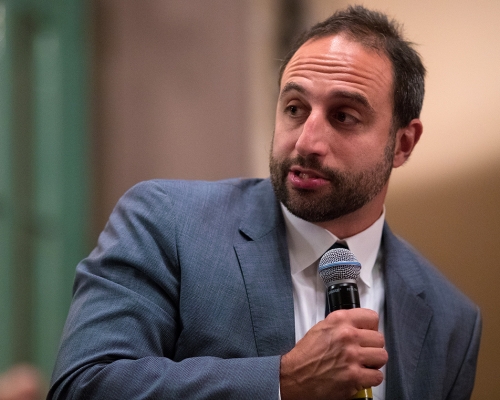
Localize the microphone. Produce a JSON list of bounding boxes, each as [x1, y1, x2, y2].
[[319, 247, 373, 400]]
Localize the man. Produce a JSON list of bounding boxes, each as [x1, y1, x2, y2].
[[49, 5, 481, 400]]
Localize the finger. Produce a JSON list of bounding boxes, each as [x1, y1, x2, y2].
[[357, 365, 385, 389], [325, 308, 380, 331], [357, 329, 385, 348], [358, 347, 388, 370]]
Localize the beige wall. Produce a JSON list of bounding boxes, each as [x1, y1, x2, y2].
[[92, 1, 499, 398], [92, 0, 252, 231]]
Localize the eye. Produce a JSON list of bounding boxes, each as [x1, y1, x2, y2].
[[284, 103, 308, 119], [332, 111, 359, 126], [336, 112, 348, 122], [286, 104, 302, 116]]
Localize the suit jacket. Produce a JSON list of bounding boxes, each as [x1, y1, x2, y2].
[[49, 178, 481, 399]]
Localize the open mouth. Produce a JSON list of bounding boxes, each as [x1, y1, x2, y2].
[[288, 167, 329, 189], [290, 167, 327, 181]]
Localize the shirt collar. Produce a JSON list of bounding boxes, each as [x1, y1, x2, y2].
[[281, 204, 385, 288]]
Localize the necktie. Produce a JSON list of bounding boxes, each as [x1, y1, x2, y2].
[[324, 241, 348, 317]]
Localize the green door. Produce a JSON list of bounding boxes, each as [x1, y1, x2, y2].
[[0, 0, 90, 380]]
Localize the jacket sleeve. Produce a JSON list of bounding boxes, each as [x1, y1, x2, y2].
[[48, 181, 281, 400]]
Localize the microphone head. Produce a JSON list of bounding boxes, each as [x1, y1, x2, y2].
[[318, 247, 361, 287]]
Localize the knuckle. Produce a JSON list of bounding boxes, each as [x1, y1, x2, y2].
[[337, 325, 357, 343], [330, 309, 349, 322], [342, 345, 356, 359], [344, 364, 359, 383]]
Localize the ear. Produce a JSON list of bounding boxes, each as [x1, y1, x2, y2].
[[392, 118, 423, 168]]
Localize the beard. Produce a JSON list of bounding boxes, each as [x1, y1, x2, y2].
[[269, 138, 395, 223]]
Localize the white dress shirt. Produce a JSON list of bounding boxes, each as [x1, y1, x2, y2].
[[281, 204, 386, 400]]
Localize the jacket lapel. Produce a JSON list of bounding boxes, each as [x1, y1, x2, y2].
[[383, 224, 433, 399], [234, 180, 295, 356]]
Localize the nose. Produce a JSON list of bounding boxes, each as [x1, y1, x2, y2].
[[295, 111, 329, 158]]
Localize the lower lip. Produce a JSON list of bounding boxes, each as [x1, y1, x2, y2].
[[288, 171, 329, 190]]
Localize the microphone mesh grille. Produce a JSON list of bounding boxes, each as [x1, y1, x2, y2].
[[318, 248, 361, 286]]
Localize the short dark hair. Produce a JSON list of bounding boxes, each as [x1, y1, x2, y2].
[[278, 5, 426, 129]]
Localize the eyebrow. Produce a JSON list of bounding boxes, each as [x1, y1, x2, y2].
[[279, 81, 375, 114], [279, 82, 307, 100], [333, 90, 375, 114]]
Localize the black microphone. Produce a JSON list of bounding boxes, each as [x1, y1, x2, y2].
[[319, 247, 373, 400]]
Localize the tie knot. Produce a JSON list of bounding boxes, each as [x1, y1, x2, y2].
[[328, 241, 348, 252]]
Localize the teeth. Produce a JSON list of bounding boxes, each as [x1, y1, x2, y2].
[[292, 170, 319, 179], [299, 172, 318, 179]]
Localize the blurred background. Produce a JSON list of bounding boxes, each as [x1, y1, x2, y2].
[[0, 0, 498, 398]]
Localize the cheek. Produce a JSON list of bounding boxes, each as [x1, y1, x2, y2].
[[332, 139, 386, 170], [271, 129, 296, 157]]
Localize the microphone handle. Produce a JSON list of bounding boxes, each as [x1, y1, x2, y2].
[[326, 281, 360, 312], [326, 282, 373, 400], [352, 388, 373, 399]]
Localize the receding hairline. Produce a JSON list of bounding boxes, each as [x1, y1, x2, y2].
[[279, 32, 393, 87]]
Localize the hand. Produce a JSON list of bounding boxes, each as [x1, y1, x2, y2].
[[0, 364, 45, 400], [280, 308, 387, 400]]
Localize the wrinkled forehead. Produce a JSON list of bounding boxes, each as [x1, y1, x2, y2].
[[282, 33, 394, 87], [282, 34, 394, 96]]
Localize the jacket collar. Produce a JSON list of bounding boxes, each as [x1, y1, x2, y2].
[[237, 179, 283, 240]]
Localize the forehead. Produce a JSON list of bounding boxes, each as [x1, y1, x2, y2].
[[281, 34, 394, 104]]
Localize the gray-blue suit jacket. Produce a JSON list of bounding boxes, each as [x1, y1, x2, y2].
[[49, 178, 481, 399]]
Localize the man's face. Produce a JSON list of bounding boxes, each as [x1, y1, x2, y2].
[[270, 34, 396, 223]]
